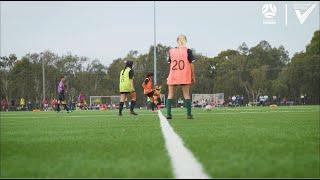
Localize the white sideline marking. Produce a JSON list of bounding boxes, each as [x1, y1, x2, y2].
[[158, 110, 210, 179]]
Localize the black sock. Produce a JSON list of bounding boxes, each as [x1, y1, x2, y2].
[[57, 104, 60, 112], [130, 101, 136, 111], [119, 102, 124, 114]]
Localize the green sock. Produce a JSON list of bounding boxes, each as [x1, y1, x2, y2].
[[167, 99, 173, 117], [185, 99, 192, 116]]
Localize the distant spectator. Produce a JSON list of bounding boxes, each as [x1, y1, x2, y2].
[[43, 98, 49, 111], [240, 95, 244, 106], [235, 95, 238, 105], [11, 99, 15, 107], [27, 100, 32, 111], [201, 99, 206, 108], [272, 95, 277, 104], [10, 99, 17, 111], [193, 101, 197, 108], [300, 94, 306, 105], [51, 98, 58, 111], [259, 96, 264, 106], [264, 95, 269, 103], [78, 91, 86, 109], [20, 97, 25, 110], [1, 98, 9, 111], [68, 100, 74, 111], [232, 95, 236, 105], [283, 97, 288, 105]]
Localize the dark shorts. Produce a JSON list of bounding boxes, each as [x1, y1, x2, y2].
[[145, 90, 155, 98], [58, 93, 65, 101], [120, 91, 135, 94]]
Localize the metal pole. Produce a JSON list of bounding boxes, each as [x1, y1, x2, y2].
[[41, 53, 45, 107], [153, 1, 157, 85]]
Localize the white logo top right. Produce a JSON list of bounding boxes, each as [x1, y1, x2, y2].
[[293, 3, 317, 24], [262, 3, 317, 25]]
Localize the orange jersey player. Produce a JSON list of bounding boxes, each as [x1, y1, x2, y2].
[[166, 34, 196, 119], [142, 72, 156, 112]]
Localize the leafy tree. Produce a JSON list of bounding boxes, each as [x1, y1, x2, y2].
[[0, 30, 318, 108]]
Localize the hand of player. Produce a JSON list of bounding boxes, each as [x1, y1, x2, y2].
[[192, 76, 196, 84]]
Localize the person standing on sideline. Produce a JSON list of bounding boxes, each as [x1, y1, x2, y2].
[[118, 60, 138, 116], [43, 98, 49, 111], [57, 76, 71, 113], [166, 34, 196, 119], [20, 97, 25, 111], [78, 91, 86, 110], [1, 98, 8, 112]]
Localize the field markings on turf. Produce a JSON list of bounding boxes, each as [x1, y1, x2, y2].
[[158, 110, 210, 179], [1, 110, 317, 119]]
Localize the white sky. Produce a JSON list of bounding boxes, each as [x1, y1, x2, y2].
[[1, 1, 319, 65]]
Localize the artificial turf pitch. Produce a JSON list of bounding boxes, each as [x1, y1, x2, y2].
[[0, 106, 319, 178]]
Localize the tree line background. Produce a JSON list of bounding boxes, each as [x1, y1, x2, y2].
[[0, 30, 319, 107]]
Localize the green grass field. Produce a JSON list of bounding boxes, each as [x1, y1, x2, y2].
[[1, 106, 319, 178]]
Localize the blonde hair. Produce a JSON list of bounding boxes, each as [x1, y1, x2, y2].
[[177, 34, 187, 47]]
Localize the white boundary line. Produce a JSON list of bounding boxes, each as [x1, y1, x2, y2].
[[158, 110, 210, 179]]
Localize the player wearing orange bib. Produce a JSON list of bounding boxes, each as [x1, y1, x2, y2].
[[166, 34, 196, 119], [142, 73, 156, 112]]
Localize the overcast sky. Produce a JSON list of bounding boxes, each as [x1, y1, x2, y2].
[[1, 1, 319, 65]]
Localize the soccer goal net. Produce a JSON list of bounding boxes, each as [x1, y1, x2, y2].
[[192, 93, 224, 107], [89, 96, 120, 106]]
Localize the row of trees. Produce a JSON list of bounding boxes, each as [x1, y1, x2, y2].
[[0, 30, 319, 107]]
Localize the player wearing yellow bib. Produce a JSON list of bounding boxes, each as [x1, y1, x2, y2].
[[119, 60, 138, 116]]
